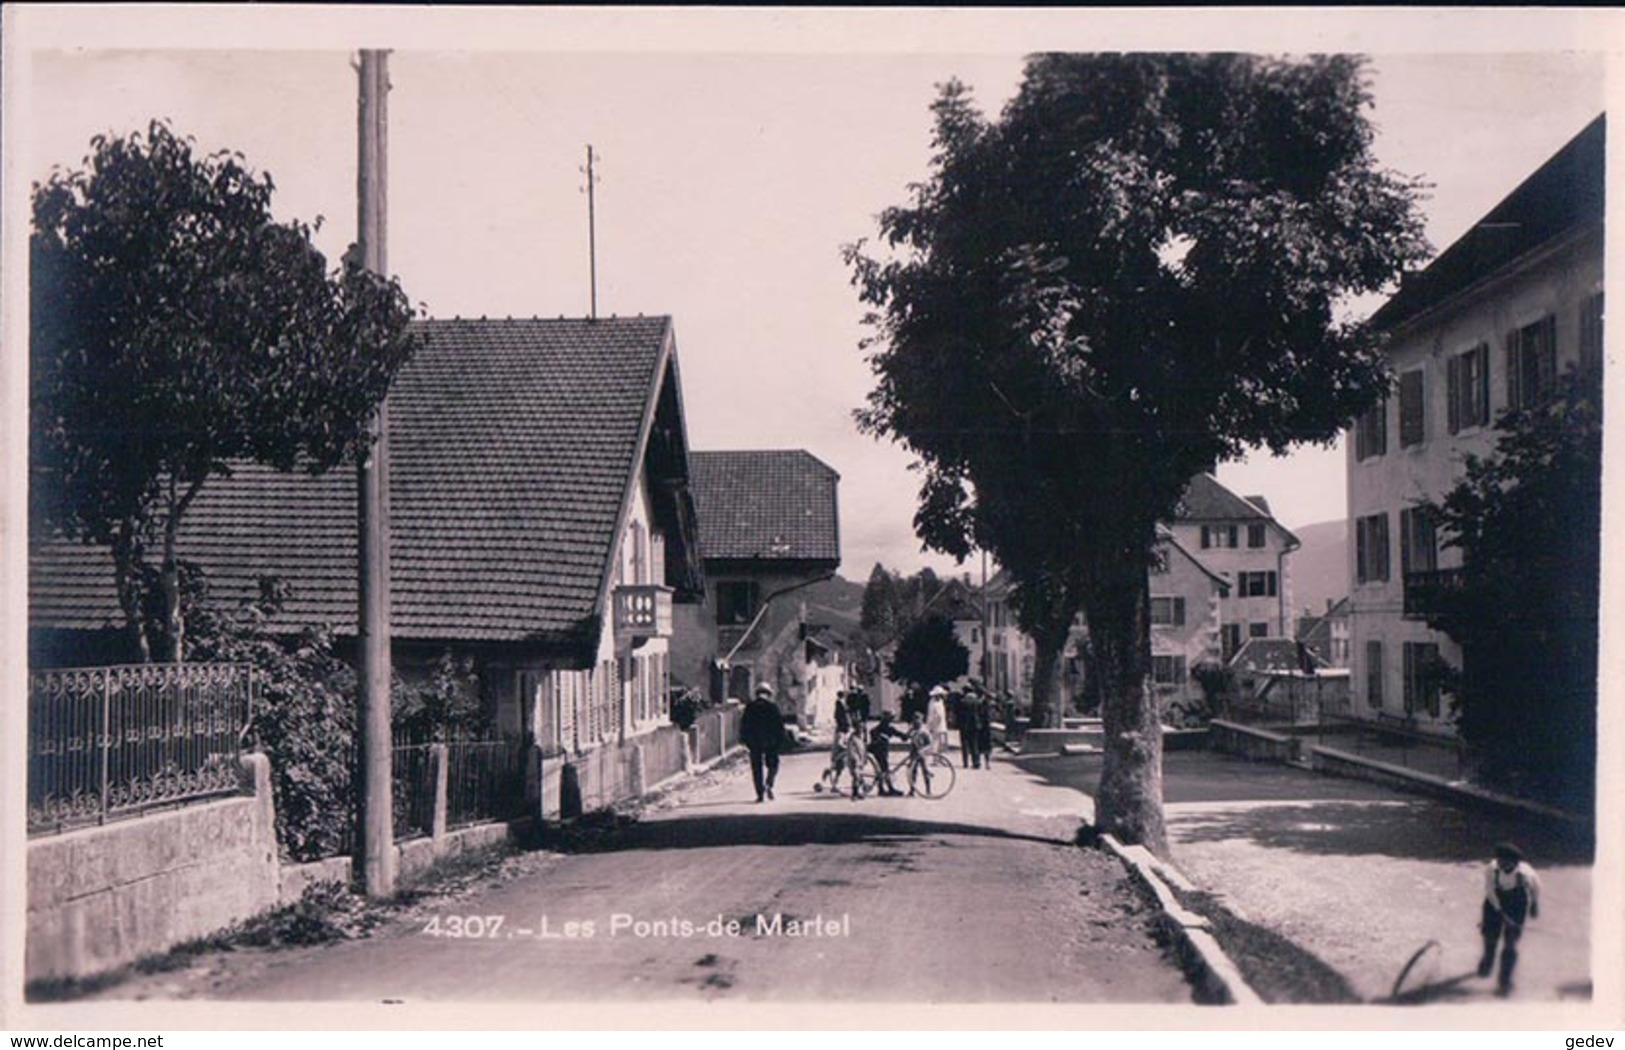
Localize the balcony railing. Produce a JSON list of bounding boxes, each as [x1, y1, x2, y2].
[[613, 583, 673, 640], [1403, 568, 1467, 620]]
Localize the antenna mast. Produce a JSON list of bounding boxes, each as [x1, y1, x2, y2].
[[582, 144, 600, 319]]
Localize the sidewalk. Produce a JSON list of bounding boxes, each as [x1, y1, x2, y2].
[[1018, 749, 1593, 1005]]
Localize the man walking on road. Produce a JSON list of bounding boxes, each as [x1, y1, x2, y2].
[[742, 682, 786, 802], [956, 686, 983, 769]]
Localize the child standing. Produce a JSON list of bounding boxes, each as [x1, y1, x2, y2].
[[1479, 841, 1542, 997]]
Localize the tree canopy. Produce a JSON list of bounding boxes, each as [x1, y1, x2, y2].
[[1422, 367, 1601, 811], [31, 121, 421, 662], [849, 54, 1428, 851], [888, 614, 970, 693]]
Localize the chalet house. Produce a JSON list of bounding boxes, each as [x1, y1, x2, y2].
[[669, 450, 841, 722], [31, 315, 706, 815], [1346, 115, 1603, 734]]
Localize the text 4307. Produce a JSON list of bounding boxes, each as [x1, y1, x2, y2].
[[421, 915, 505, 938]]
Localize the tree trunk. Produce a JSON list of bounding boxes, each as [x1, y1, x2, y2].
[[110, 521, 151, 664], [1090, 540, 1167, 855], [161, 489, 184, 664]]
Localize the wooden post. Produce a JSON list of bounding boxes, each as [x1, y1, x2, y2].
[[355, 49, 396, 899]]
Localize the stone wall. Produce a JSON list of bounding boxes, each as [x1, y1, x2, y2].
[[30, 751, 536, 985], [27, 754, 279, 983], [1206, 718, 1302, 763], [539, 722, 701, 819]]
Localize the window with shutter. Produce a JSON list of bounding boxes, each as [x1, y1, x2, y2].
[[1399, 507, 1437, 576], [1508, 314, 1557, 411], [1580, 293, 1604, 375], [1150, 597, 1186, 626], [1403, 642, 1443, 717], [1356, 513, 1390, 583], [1355, 401, 1387, 460], [1399, 369, 1425, 447], [1366, 641, 1385, 709], [1447, 343, 1490, 433]]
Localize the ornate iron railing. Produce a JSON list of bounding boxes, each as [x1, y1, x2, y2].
[[1403, 567, 1468, 620], [28, 663, 253, 836]]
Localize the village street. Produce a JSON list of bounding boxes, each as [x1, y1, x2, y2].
[[95, 748, 1191, 1004], [1021, 750, 1594, 1004]]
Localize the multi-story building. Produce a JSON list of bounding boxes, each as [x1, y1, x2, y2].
[[977, 472, 1291, 713], [1168, 474, 1301, 662], [1346, 115, 1604, 733], [1147, 524, 1231, 708], [669, 449, 842, 720], [982, 570, 1035, 703]]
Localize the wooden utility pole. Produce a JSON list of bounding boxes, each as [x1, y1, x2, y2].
[[583, 144, 599, 319], [355, 48, 396, 900]]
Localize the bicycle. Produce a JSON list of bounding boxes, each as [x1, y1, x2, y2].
[[850, 738, 957, 800]]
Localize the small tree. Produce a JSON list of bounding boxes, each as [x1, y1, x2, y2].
[[859, 562, 903, 642], [1422, 368, 1600, 811], [31, 121, 421, 662], [888, 615, 970, 693], [851, 54, 1427, 851]]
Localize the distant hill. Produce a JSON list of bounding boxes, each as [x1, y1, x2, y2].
[[1291, 519, 1348, 621], [801, 574, 866, 631]]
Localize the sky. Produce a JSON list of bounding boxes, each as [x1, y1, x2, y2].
[[5, 9, 1616, 581]]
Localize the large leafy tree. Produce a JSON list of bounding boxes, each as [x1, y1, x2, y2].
[[850, 54, 1427, 851], [1421, 367, 1601, 812], [888, 614, 970, 694], [31, 121, 421, 663]]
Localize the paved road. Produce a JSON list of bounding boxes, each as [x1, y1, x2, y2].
[[103, 748, 1189, 1004], [1019, 749, 1593, 1003]]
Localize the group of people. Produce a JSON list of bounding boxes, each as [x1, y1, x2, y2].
[[900, 680, 1002, 770]]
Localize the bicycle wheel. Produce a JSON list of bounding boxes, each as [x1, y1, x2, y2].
[[910, 752, 956, 799], [852, 754, 880, 798]]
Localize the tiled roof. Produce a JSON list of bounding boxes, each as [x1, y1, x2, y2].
[[1172, 474, 1272, 522], [1373, 114, 1604, 332], [1229, 637, 1325, 675], [31, 316, 679, 655], [688, 450, 840, 564]]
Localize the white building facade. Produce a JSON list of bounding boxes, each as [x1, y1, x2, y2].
[[1345, 116, 1604, 734]]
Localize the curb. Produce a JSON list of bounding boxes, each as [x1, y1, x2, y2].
[[1304, 744, 1593, 830], [1098, 832, 1264, 1007]]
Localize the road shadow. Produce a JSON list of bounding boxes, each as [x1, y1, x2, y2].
[[538, 809, 1071, 856], [1168, 799, 1593, 865]]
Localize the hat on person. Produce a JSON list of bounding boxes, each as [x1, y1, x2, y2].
[[1494, 841, 1524, 863], [754, 683, 774, 699], [929, 685, 948, 697]]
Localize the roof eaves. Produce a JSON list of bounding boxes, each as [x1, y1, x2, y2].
[[1163, 534, 1231, 594], [586, 318, 675, 658]]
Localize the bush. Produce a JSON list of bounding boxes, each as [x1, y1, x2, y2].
[[188, 575, 487, 861]]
